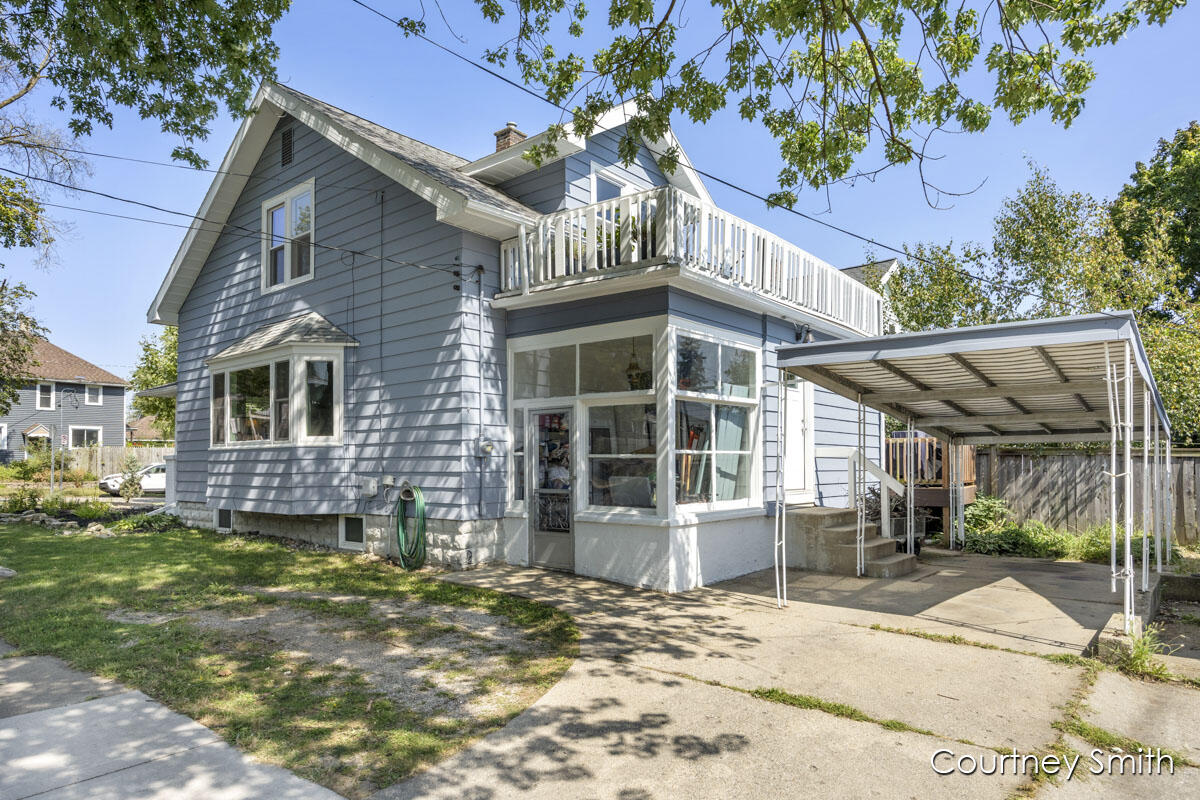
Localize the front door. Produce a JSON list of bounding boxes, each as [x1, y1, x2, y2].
[[532, 409, 574, 570]]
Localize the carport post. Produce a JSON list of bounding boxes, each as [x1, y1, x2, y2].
[[1123, 342, 1134, 633], [906, 417, 915, 558], [1104, 347, 1118, 594], [1143, 389, 1150, 593], [955, 442, 965, 547], [774, 371, 788, 608]]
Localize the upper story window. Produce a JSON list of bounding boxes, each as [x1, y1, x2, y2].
[[36, 382, 54, 410], [594, 175, 624, 202], [85, 385, 102, 405], [261, 180, 315, 292], [210, 347, 343, 448]]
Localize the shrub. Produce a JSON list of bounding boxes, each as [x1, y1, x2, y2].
[[111, 513, 182, 533], [3, 486, 42, 513], [964, 494, 1010, 536], [71, 499, 115, 520], [117, 456, 143, 502]]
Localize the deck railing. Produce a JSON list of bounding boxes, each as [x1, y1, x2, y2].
[[500, 186, 883, 336]]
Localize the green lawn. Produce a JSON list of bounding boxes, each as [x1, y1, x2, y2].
[[0, 521, 577, 798]]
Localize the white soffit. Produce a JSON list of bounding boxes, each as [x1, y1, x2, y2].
[[776, 312, 1171, 445]]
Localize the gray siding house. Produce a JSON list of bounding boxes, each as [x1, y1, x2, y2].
[[148, 83, 888, 592], [1, 340, 128, 462]]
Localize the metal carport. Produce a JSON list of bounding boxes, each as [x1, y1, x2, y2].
[[773, 311, 1173, 633]]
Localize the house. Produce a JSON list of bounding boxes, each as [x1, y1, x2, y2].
[[147, 82, 892, 592], [1, 339, 128, 461], [126, 414, 173, 445]]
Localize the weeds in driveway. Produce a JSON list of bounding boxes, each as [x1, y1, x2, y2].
[[1117, 624, 1175, 681], [0, 523, 577, 798]]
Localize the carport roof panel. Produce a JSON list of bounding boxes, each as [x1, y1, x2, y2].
[[776, 312, 1169, 444]]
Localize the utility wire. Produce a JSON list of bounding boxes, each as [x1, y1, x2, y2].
[[1, 165, 459, 276], [344, 0, 1200, 335]]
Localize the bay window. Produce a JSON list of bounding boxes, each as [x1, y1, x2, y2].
[[210, 348, 342, 447], [262, 181, 315, 291]]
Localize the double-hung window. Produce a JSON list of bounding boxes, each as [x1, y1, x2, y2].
[[210, 348, 342, 447], [85, 385, 102, 405], [674, 334, 758, 507], [262, 180, 315, 291], [36, 382, 54, 410]]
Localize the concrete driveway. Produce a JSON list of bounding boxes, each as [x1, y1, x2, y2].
[[376, 554, 1200, 800]]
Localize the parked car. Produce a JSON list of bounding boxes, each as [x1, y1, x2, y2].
[[99, 463, 167, 496]]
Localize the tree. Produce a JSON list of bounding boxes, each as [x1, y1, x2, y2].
[[1112, 122, 1200, 299], [0, 2, 287, 424], [877, 163, 1200, 444], [428, 0, 1185, 205], [130, 326, 177, 440]]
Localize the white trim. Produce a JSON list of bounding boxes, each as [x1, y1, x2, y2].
[[209, 344, 345, 448], [260, 178, 316, 294], [339, 515, 366, 551], [214, 508, 233, 532], [0, 423, 7, 449], [35, 382, 54, 411], [67, 425, 102, 449], [84, 385, 103, 406]]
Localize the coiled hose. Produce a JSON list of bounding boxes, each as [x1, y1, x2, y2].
[[395, 485, 427, 570]]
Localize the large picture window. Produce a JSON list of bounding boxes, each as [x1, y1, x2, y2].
[[210, 349, 342, 447], [262, 181, 315, 291], [675, 334, 757, 506], [588, 403, 656, 508]]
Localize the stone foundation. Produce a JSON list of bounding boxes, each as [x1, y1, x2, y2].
[[173, 501, 501, 570]]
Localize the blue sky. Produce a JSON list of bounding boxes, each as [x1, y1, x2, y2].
[[7, 2, 1200, 382]]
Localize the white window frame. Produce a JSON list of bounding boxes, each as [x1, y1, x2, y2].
[[0, 423, 8, 448], [68, 425, 103, 450], [339, 515, 366, 551], [589, 168, 634, 203], [507, 317, 666, 522], [208, 342, 346, 449], [260, 178, 316, 294], [36, 382, 54, 411], [85, 385, 103, 406], [214, 508, 233, 532], [670, 325, 762, 515]]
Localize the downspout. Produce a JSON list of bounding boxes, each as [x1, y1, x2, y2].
[[476, 264, 487, 521]]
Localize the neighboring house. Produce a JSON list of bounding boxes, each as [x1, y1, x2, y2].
[[1, 339, 129, 462], [841, 259, 901, 334], [146, 83, 887, 592], [126, 414, 173, 445]]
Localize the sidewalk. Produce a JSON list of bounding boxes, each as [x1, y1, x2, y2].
[[0, 640, 341, 800]]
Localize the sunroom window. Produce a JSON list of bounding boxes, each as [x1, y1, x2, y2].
[[262, 181, 314, 291], [675, 335, 757, 506], [588, 403, 656, 508]]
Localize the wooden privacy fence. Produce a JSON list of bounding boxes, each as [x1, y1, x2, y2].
[[976, 448, 1199, 545], [68, 446, 175, 477]]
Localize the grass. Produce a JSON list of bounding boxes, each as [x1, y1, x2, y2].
[[0, 521, 577, 798]]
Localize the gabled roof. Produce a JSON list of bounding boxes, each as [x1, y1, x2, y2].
[[841, 258, 899, 287], [26, 340, 127, 386], [207, 311, 358, 363], [460, 99, 714, 205], [147, 82, 541, 326]]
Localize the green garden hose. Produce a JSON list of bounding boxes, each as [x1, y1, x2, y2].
[[395, 484, 427, 571]]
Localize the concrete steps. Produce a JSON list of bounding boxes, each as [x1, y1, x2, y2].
[[785, 507, 917, 579]]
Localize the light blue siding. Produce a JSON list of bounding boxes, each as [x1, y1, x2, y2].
[[175, 116, 486, 520], [0, 383, 126, 462]]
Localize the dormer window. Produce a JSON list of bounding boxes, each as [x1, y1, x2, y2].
[[261, 180, 315, 292]]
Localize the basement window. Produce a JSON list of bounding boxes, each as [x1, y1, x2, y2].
[[339, 516, 365, 551], [216, 508, 233, 531]]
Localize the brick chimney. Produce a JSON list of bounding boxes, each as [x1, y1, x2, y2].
[[494, 122, 526, 152]]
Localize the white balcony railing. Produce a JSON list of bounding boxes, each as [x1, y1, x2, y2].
[[500, 186, 883, 336]]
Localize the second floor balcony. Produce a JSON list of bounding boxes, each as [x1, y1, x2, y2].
[[498, 186, 884, 337]]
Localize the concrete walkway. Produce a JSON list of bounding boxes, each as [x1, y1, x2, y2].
[[373, 558, 1200, 799], [0, 641, 339, 800]]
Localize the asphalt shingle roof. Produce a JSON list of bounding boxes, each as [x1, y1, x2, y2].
[[271, 84, 537, 221], [26, 340, 127, 385], [209, 311, 358, 362]]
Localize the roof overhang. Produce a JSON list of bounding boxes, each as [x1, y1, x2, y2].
[[777, 311, 1170, 445], [135, 382, 178, 399], [460, 99, 714, 205], [147, 83, 538, 326]]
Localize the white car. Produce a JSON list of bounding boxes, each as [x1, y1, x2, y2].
[[99, 463, 168, 496]]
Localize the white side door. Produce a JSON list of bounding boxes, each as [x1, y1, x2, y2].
[[783, 379, 815, 502]]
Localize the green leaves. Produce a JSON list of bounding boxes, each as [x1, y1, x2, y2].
[[131, 326, 178, 440], [474, 0, 1182, 201]]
